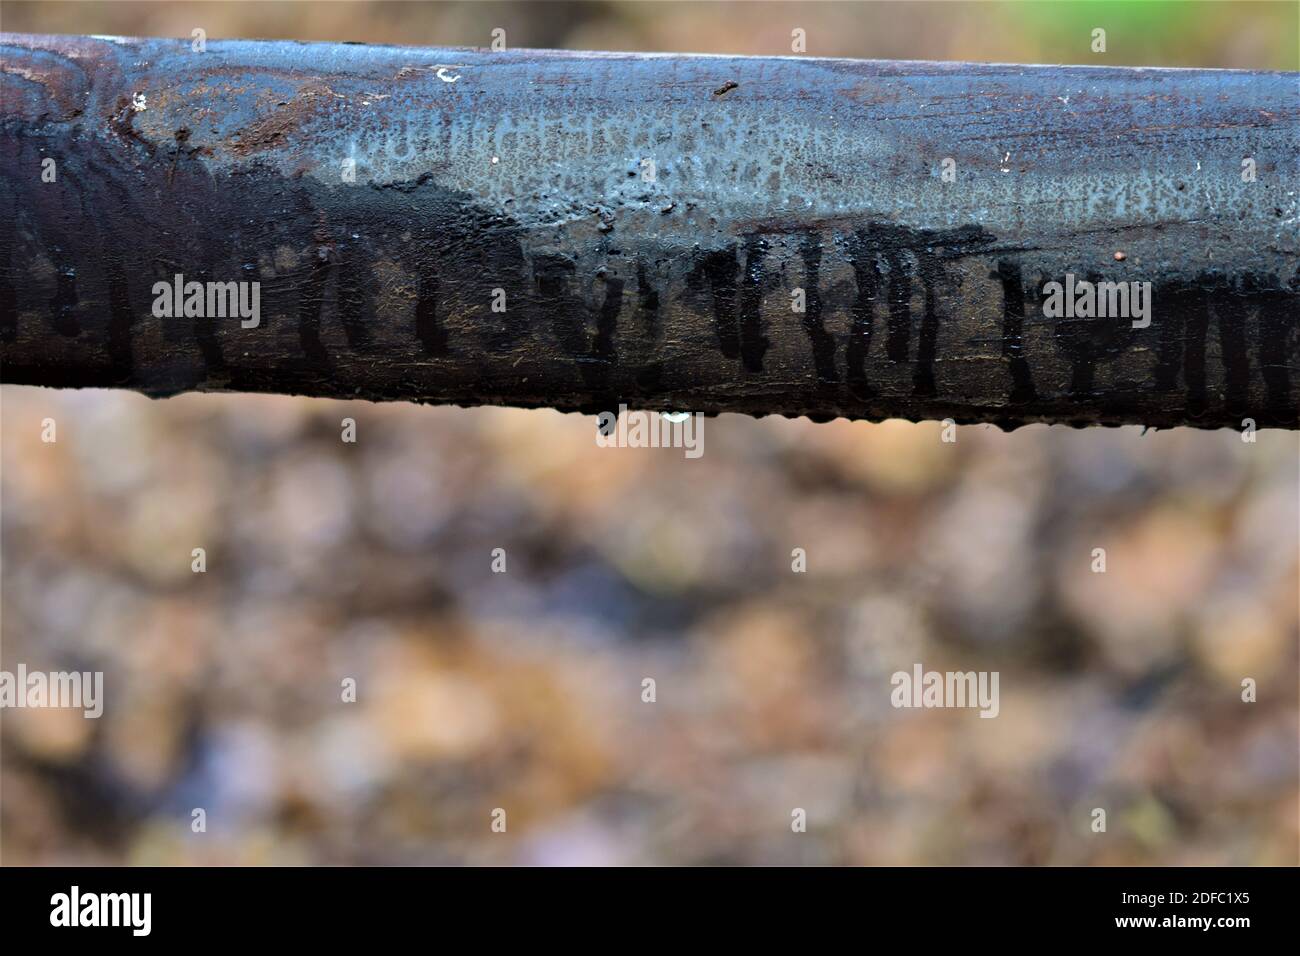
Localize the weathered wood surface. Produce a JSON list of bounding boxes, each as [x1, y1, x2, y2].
[[1, 34, 1297, 427]]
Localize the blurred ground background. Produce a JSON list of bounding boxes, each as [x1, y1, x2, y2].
[[2, 1, 1297, 866]]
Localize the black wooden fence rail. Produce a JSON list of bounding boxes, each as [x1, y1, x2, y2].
[[2, 33, 1297, 428]]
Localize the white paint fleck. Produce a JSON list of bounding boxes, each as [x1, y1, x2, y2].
[[131, 92, 147, 112], [436, 68, 460, 84]]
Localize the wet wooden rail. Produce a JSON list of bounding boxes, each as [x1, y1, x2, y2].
[[2, 33, 1297, 428]]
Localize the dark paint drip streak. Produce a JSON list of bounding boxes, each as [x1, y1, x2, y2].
[[738, 236, 769, 373], [1256, 293, 1294, 421], [297, 250, 335, 370], [593, 277, 624, 390], [336, 248, 373, 350], [844, 230, 879, 400], [884, 248, 912, 364], [1182, 293, 1210, 418], [633, 261, 663, 392], [533, 254, 622, 404], [996, 260, 1037, 403], [636, 261, 660, 335], [534, 255, 584, 360], [414, 264, 447, 355], [912, 278, 939, 398], [1215, 297, 1251, 418], [692, 247, 741, 361], [1044, 271, 1134, 402], [105, 260, 134, 382], [797, 232, 838, 387], [1153, 290, 1185, 393]]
